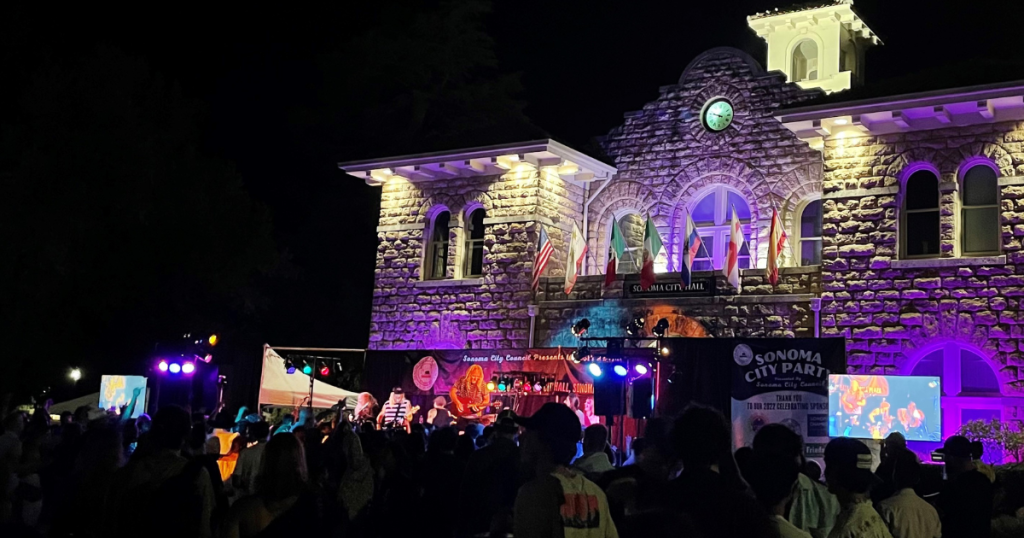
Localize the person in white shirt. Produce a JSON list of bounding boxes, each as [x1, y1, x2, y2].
[[748, 451, 813, 538], [232, 421, 271, 499], [574, 424, 614, 476], [824, 437, 893, 538], [876, 451, 941, 538]]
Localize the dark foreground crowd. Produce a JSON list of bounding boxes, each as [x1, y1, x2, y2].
[[1, 400, 1022, 538]]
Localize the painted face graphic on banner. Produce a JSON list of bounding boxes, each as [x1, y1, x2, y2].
[[733, 344, 753, 366], [412, 356, 439, 391]]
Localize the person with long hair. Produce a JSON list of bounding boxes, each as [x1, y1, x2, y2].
[[219, 433, 319, 538], [450, 365, 490, 417]]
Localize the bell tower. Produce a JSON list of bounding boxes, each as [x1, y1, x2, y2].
[[747, 0, 880, 94]]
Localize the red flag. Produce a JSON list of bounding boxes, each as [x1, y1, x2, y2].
[[767, 208, 788, 286]]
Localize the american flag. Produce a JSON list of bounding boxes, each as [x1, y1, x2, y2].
[[532, 225, 554, 290]]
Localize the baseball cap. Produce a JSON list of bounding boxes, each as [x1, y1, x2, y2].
[[391, 386, 404, 394], [515, 402, 582, 445], [825, 437, 873, 470], [937, 435, 972, 459], [494, 417, 518, 435]]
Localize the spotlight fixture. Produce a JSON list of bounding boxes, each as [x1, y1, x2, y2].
[[588, 363, 603, 377], [523, 382, 532, 393], [613, 364, 628, 377], [661, 346, 671, 357], [497, 379, 507, 392], [302, 362, 313, 375], [285, 359, 296, 375], [533, 382, 543, 392], [635, 363, 649, 376], [69, 368, 82, 382], [652, 318, 670, 338], [158, 361, 169, 372], [625, 314, 645, 336], [487, 376, 497, 391], [208, 334, 219, 346], [572, 346, 591, 363], [169, 363, 182, 374], [202, 354, 213, 363], [571, 318, 591, 337], [320, 364, 331, 376], [182, 362, 196, 375]]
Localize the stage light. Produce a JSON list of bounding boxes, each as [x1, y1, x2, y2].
[[497, 381, 507, 392], [320, 364, 330, 376], [203, 354, 213, 363], [534, 382, 543, 392], [572, 346, 591, 363], [588, 363, 603, 377], [613, 364, 628, 376], [285, 359, 296, 375], [652, 318, 670, 337], [69, 368, 82, 381], [487, 376, 496, 391], [661, 346, 670, 357], [626, 314, 645, 336], [523, 383, 531, 392], [571, 318, 591, 337], [182, 362, 195, 374], [635, 364, 649, 376], [169, 363, 182, 374], [302, 362, 313, 375], [158, 361, 169, 372], [208, 334, 219, 346]]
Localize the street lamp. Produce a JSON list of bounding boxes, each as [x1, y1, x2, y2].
[[69, 367, 82, 382]]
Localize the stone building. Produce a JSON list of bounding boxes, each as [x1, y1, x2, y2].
[[340, 0, 1024, 434]]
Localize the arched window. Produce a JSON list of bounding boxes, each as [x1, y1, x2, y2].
[[961, 165, 1000, 255], [902, 170, 940, 258], [689, 186, 752, 271], [910, 342, 1004, 461], [792, 40, 819, 82], [797, 199, 823, 266], [426, 210, 450, 280], [614, 213, 645, 274], [463, 208, 485, 277]]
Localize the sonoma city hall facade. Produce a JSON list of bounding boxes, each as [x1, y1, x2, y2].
[[340, 1, 1024, 437]]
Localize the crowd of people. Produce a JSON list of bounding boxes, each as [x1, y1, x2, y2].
[[1, 394, 1022, 538]]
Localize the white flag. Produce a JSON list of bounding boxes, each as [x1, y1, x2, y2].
[[564, 222, 588, 294], [724, 206, 743, 293]]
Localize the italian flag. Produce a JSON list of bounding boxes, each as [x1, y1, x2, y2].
[[605, 218, 626, 287], [639, 216, 663, 291]]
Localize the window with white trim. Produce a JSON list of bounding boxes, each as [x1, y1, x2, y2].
[[902, 170, 940, 258], [798, 199, 823, 266], [961, 165, 1000, 255], [463, 208, 485, 277], [425, 211, 450, 280], [689, 186, 752, 271]]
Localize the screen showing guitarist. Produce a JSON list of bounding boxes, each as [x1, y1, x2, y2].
[[450, 364, 491, 418]]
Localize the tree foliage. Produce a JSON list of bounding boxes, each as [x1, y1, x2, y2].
[[0, 47, 278, 396], [958, 418, 1024, 464]]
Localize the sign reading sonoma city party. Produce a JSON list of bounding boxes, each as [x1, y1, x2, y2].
[[729, 339, 846, 461]]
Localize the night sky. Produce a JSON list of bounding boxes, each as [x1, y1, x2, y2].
[[6, 1, 1024, 402]]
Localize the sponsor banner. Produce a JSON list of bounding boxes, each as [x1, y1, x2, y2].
[[729, 339, 846, 462]]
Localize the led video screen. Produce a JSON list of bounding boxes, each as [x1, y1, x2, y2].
[[828, 374, 941, 442]]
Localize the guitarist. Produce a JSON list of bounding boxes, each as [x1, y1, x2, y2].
[[377, 387, 412, 432], [450, 364, 491, 418]]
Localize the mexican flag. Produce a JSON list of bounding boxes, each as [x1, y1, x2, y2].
[[639, 216, 663, 291], [604, 218, 626, 287]]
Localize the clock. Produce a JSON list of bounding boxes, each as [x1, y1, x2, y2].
[[702, 98, 734, 132]]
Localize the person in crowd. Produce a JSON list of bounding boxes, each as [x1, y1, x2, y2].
[[734, 446, 756, 483], [426, 396, 452, 428], [377, 387, 411, 432], [353, 392, 378, 427], [514, 402, 618, 538], [107, 405, 216, 538], [208, 413, 241, 481], [669, 404, 774, 538], [753, 423, 839, 538], [219, 433, 321, 537], [459, 417, 519, 538], [823, 437, 892, 538], [575, 424, 615, 477], [419, 426, 463, 537], [272, 414, 294, 436], [50, 424, 124, 537], [938, 435, 994, 538], [0, 412, 25, 526], [804, 460, 823, 483], [232, 421, 270, 499], [748, 452, 812, 538], [873, 432, 909, 503], [876, 450, 941, 538]]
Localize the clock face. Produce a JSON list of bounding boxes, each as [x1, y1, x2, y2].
[[702, 99, 734, 132]]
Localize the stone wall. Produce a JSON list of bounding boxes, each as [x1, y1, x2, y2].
[[820, 120, 1024, 398], [592, 47, 823, 273], [535, 267, 821, 347], [370, 168, 583, 349]]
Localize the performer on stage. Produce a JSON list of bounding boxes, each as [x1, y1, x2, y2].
[[564, 393, 587, 427], [377, 387, 412, 431], [427, 396, 453, 428], [353, 392, 378, 427], [450, 364, 491, 417]]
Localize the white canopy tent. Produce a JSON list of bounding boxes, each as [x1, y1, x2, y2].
[[259, 347, 360, 410], [48, 393, 99, 415]]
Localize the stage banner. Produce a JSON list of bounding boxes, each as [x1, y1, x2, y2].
[[728, 339, 846, 461]]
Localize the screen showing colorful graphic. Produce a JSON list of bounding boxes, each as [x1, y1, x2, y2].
[[100, 375, 148, 418], [828, 375, 941, 442]]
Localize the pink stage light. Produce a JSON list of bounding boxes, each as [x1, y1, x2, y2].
[[182, 362, 196, 374], [158, 361, 169, 372]]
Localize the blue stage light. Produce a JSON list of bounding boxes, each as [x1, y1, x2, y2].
[[613, 365, 628, 376]]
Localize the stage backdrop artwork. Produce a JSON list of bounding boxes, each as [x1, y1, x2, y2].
[[100, 375, 148, 418]]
